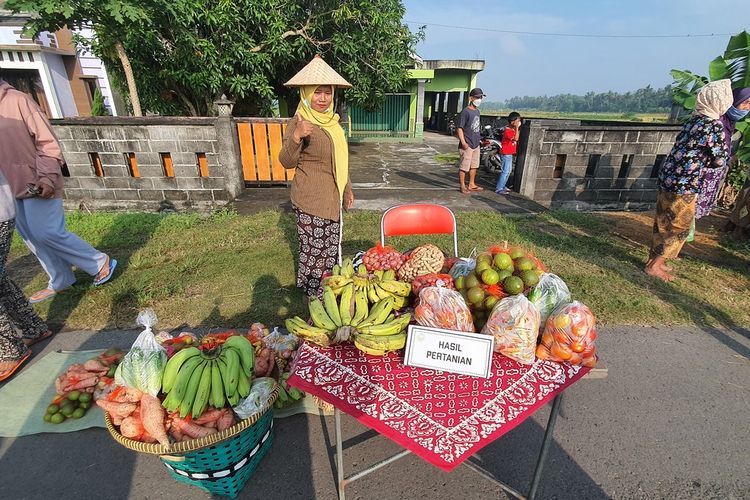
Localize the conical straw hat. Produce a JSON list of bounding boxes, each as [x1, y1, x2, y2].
[[284, 55, 352, 88]]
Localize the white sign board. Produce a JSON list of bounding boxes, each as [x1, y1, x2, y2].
[[404, 325, 494, 378]]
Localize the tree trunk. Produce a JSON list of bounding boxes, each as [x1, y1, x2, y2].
[[114, 41, 142, 116]]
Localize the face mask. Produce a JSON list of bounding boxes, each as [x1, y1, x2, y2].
[[726, 105, 749, 121], [472, 99, 482, 107]]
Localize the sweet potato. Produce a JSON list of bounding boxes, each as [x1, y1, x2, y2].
[[217, 409, 235, 432], [96, 400, 138, 419], [171, 416, 218, 439], [194, 407, 223, 425], [120, 415, 146, 440], [108, 386, 143, 403], [140, 393, 169, 447], [83, 359, 109, 373]]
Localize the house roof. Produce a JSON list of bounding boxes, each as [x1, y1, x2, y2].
[[417, 60, 485, 71]]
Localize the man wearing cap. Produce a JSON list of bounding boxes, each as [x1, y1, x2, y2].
[[456, 88, 485, 194]]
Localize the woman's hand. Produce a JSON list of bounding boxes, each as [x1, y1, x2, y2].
[[344, 191, 355, 211], [293, 113, 314, 144], [36, 182, 55, 199]]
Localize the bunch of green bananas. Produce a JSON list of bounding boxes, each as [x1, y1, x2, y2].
[[324, 259, 412, 310], [161, 336, 256, 418], [274, 371, 304, 409], [285, 286, 412, 356]]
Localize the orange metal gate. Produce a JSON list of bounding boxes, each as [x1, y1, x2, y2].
[[236, 118, 293, 183]]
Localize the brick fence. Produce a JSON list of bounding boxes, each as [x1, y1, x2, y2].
[[515, 119, 682, 210], [52, 116, 243, 211], [50, 116, 684, 212]]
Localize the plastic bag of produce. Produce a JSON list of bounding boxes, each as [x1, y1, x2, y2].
[[114, 309, 167, 396], [411, 273, 455, 297], [481, 294, 540, 364], [449, 247, 477, 280], [263, 327, 299, 353], [234, 377, 278, 419], [414, 285, 475, 332], [528, 273, 571, 327], [536, 301, 597, 367]]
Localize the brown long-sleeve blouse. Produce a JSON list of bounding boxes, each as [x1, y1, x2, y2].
[[278, 117, 352, 221]]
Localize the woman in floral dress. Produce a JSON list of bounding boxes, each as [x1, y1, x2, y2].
[[645, 79, 732, 282]]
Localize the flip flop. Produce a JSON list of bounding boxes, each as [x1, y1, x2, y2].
[[29, 288, 57, 304], [93, 258, 118, 286], [459, 188, 471, 195], [23, 330, 54, 347], [469, 186, 484, 191], [0, 350, 32, 382]]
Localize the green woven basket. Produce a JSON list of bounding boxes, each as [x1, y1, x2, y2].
[[160, 410, 274, 498], [104, 390, 278, 497]]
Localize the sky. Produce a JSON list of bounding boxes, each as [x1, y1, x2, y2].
[[403, 0, 747, 101]]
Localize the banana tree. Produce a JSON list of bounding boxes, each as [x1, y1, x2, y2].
[[671, 31, 750, 164]]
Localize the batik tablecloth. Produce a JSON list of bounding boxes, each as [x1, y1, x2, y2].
[[288, 342, 591, 471]]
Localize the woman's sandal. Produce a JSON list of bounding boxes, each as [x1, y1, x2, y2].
[[93, 257, 118, 286], [23, 330, 54, 347], [0, 350, 32, 382], [29, 288, 57, 304]]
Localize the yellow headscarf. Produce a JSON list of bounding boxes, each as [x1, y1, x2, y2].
[[296, 85, 348, 201]]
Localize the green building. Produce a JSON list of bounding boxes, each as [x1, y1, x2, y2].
[[348, 59, 485, 141]]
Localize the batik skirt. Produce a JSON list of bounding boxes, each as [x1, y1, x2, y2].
[[1, 219, 48, 361], [649, 191, 697, 259], [293, 205, 340, 297]]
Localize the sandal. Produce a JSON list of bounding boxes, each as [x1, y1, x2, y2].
[[29, 288, 57, 304], [0, 350, 32, 382], [459, 188, 471, 195], [468, 186, 484, 192], [23, 329, 54, 347], [94, 257, 118, 286]]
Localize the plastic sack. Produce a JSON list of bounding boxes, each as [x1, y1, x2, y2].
[[481, 295, 540, 365], [411, 273, 455, 297], [414, 285, 475, 332], [234, 377, 278, 419], [114, 309, 167, 396], [449, 247, 478, 280], [536, 301, 597, 367], [528, 273, 572, 327], [262, 327, 299, 353]]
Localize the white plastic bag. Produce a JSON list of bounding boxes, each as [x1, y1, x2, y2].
[[449, 247, 478, 280], [528, 273, 571, 327], [114, 309, 167, 396], [262, 327, 299, 353], [449, 247, 477, 280], [234, 377, 278, 419], [482, 295, 540, 365]]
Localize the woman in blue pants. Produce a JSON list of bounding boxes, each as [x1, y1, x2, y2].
[[0, 78, 117, 303]]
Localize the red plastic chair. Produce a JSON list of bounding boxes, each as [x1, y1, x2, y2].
[[380, 204, 458, 257]]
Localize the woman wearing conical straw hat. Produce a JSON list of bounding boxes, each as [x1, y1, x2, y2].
[[279, 56, 354, 299]]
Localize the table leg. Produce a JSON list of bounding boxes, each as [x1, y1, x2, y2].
[[335, 407, 345, 500], [527, 393, 563, 500]]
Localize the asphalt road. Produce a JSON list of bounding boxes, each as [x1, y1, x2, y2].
[[1, 323, 748, 500]]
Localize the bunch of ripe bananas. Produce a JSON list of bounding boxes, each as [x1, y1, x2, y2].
[[161, 336, 255, 418], [323, 258, 412, 310], [285, 284, 412, 356]]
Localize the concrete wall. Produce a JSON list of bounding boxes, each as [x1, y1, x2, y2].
[[515, 119, 683, 211], [52, 117, 243, 212]]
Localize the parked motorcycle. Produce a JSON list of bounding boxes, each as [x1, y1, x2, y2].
[[480, 125, 504, 172], [448, 117, 456, 136]]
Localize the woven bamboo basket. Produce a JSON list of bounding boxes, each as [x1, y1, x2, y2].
[[104, 389, 278, 455]]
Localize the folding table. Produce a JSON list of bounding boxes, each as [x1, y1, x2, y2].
[[288, 343, 607, 500]]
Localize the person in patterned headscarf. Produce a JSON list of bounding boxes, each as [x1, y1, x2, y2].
[[279, 56, 354, 298], [645, 79, 733, 282], [696, 86, 750, 221]]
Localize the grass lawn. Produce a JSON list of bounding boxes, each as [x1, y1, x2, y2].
[[7, 209, 749, 331]]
